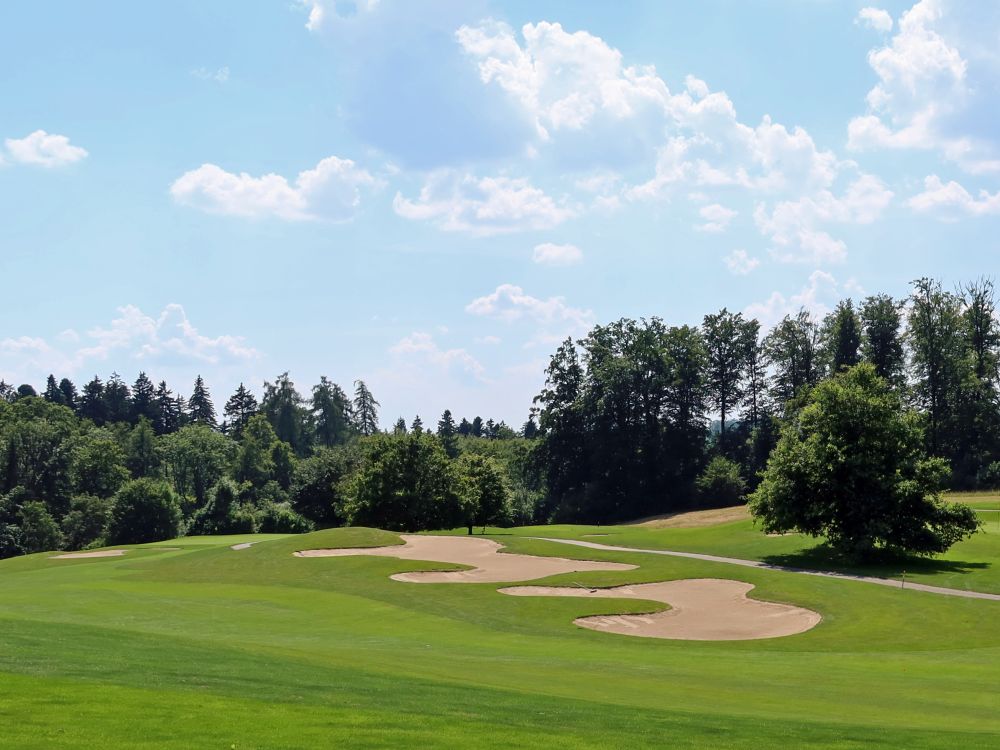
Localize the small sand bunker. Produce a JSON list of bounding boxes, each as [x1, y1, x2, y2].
[[51, 550, 126, 559], [295, 534, 636, 583], [499, 579, 820, 641], [231, 542, 254, 550]]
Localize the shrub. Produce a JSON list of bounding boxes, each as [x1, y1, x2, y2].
[[695, 456, 747, 507], [978, 461, 1000, 490], [18, 500, 64, 553], [256, 502, 314, 534], [61, 495, 112, 550], [107, 479, 182, 544], [188, 478, 257, 535]]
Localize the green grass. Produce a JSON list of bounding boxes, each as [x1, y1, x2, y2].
[[1, 526, 999, 748], [494, 495, 1000, 595]]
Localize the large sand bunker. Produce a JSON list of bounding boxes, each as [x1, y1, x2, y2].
[[295, 534, 636, 583], [51, 550, 126, 559], [499, 579, 821, 640]]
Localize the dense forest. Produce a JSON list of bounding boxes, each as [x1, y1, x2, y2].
[[2, 277, 998, 557]]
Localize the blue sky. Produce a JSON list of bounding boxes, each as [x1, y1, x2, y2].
[[2, 0, 999, 426]]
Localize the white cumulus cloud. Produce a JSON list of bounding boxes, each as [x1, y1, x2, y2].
[[4, 130, 88, 167], [696, 203, 737, 232], [390, 331, 486, 381], [724, 249, 760, 275], [0, 304, 259, 387], [856, 7, 894, 32], [170, 156, 378, 221], [744, 270, 841, 328], [754, 174, 893, 264], [533, 242, 583, 266], [908, 174, 1000, 216], [465, 284, 594, 348], [847, 0, 1000, 174], [393, 172, 576, 235]]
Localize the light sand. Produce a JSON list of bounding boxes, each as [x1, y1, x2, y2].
[[499, 579, 821, 640], [231, 542, 255, 550], [629, 505, 749, 529], [51, 550, 126, 559], [294, 534, 636, 583]]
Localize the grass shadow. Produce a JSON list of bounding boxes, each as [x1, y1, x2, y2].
[[760, 543, 991, 580]]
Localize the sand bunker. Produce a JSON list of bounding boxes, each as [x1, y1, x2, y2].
[[499, 579, 821, 640], [51, 550, 126, 559], [295, 534, 636, 583], [231, 542, 255, 550]]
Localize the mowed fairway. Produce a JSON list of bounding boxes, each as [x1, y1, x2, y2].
[[2, 522, 1000, 749]]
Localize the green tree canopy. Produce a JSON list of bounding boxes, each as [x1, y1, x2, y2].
[[161, 425, 234, 506], [456, 453, 509, 534], [749, 364, 980, 557], [107, 478, 182, 544], [339, 433, 463, 532]]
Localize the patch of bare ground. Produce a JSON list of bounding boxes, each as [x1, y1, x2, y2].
[[628, 505, 749, 529]]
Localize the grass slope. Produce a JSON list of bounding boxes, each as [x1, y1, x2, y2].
[[1, 526, 999, 748], [501, 494, 1000, 594]]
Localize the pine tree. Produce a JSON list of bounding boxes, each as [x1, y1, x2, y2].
[[43, 375, 64, 405], [224, 383, 259, 437], [437, 409, 459, 458], [860, 294, 905, 388], [353, 380, 380, 436], [393, 417, 407, 434], [0, 381, 14, 403], [458, 417, 472, 436], [58, 378, 78, 411], [261, 373, 310, 453], [470, 416, 483, 438], [80, 376, 107, 425], [188, 375, 217, 428], [311, 377, 351, 446], [522, 416, 539, 439], [104, 372, 132, 424], [153, 381, 181, 434], [131, 372, 157, 423], [411, 415, 423, 434], [175, 394, 189, 428]]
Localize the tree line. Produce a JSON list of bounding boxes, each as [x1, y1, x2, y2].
[[0, 371, 532, 558], [533, 277, 1000, 522], [2, 276, 997, 557]]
